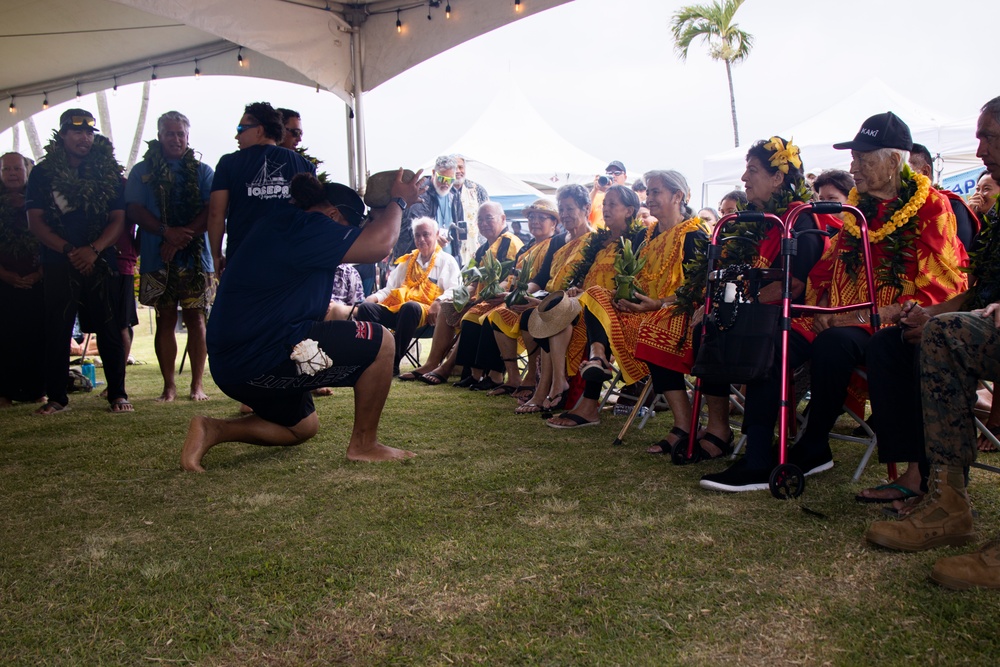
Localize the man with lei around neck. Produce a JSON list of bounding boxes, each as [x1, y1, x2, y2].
[[26, 108, 132, 414], [798, 112, 968, 487], [862, 97, 1000, 589], [126, 111, 215, 402], [354, 216, 462, 377]]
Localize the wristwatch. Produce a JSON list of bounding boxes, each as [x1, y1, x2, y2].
[[389, 197, 407, 211], [62, 242, 74, 255]]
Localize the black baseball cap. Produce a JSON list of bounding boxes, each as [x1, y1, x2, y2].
[[323, 182, 366, 227], [59, 108, 99, 132], [833, 111, 913, 152], [605, 160, 626, 173]]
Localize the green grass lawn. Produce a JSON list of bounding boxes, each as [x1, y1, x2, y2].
[[3, 320, 1000, 666]]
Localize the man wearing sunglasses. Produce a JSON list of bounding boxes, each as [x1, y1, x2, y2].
[[26, 108, 132, 414], [277, 108, 303, 151], [207, 101, 315, 273], [392, 155, 466, 263], [589, 160, 628, 228]]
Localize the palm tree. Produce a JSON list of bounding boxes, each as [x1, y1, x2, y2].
[[671, 0, 754, 147]]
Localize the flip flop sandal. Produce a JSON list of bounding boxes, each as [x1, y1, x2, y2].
[[647, 426, 689, 455], [546, 412, 600, 429], [398, 371, 423, 382], [515, 402, 544, 414], [34, 401, 69, 415], [855, 482, 921, 504], [418, 371, 447, 386], [696, 431, 734, 460], [513, 385, 535, 401], [542, 390, 568, 411], [487, 384, 519, 396], [470, 377, 502, 391], [580, 358, 613, 383], [108, 398, 134, 413]]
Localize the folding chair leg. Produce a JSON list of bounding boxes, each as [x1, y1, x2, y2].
[[612, 380, 656, 447]]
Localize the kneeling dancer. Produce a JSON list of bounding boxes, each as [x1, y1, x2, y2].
[[181, 170, 424, 471]]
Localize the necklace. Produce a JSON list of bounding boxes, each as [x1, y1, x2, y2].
[[841, 170, 930, 243], [40, 132, 122, 243], [0, 186, 39, 263]]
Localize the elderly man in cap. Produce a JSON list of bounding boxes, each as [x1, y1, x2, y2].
[[793, 111, 968, 487], [394, 155, 467, 262], [861, 97, 1000, 590], [354, 216, 462, 377], [26, 108, 132, 414]]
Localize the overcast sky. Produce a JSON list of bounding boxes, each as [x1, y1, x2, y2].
[[2, 0, 993, 205]]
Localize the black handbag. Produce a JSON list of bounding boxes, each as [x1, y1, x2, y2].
[[691, 265, 781, 384]]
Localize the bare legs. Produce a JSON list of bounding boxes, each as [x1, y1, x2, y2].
[[180, 326, 413, 472], [411, 323, 458, 377], [154, 305, 210, 402]]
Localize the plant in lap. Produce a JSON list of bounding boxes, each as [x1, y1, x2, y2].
[[612, 236, 647, 302], [452, 251, 514, 310], [504, 253, 536, 307]]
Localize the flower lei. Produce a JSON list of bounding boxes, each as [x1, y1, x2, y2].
[[140, 140, 204, 231], [40, 131, 123, 244], [966, 198, 1000, 310], [0, 185, 40, 263], [562, 218, 645, 289], [838, 165, 928, 291]]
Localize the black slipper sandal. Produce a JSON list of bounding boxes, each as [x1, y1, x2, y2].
[[419, 371, 447, 386], [648, 426, 689, 455], [543, 390, 568, 411], [855, 482, 922, 504], [487, 384, 519, 396], [470, 377, 501, 391], [452, 375, 478, 388], [696, 431, 733, 460], [398, 371, 423, 382], [580, 358, 613, 383], [546, 412, 600, 429], [513, 385, 535, 401]]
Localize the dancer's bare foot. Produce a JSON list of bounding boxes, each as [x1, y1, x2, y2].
[[156, 386, 177, 402], [181, 415, 215, 472], [190, 387, 210, 401], [346, 441, 416, 462], [311, 387, 334, 397]]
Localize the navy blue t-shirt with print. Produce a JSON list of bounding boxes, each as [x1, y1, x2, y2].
[[207, 207, 361, 386], [211, 144, 315, 258], [25, 160, 125, 267]]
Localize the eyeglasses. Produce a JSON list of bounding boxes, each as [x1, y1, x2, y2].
[[64, 116, 96, 129], [435, 174, 456, 185], [236, 123, 261, 134], [285, 128, 303, 138]]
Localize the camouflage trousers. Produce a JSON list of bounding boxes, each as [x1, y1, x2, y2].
[[921, 312, 1000, 467]]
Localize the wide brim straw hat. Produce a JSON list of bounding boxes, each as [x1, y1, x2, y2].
[[522, 198, 558, 221], [528, 290, 582, 339]]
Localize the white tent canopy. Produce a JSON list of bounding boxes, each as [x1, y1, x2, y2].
[[700, 79, 978, 201], [441, 84, 607, 192], [1, 0, 572, 186]]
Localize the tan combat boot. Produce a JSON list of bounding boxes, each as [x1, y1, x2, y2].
[[865, 465, 975, 552], [930, 537, 1000, 589]]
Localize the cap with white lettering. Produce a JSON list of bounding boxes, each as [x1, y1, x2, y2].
[[833, 111, 913, 152]]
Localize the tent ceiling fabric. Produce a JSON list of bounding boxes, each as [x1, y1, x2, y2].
[[0, 0, 572, 135]]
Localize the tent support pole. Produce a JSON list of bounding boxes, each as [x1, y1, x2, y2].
[[345, 103, 357, 189], [351, 28, 368, 194]]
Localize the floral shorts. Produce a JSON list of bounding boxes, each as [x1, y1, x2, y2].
[[139, 267, 215, 313]]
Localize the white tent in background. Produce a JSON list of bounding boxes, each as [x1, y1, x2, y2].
[[442, 85, 607, 193], [700, 79, 957, 204]]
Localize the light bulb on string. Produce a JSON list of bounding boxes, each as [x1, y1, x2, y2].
[[151, 66, 158, 86], [8, 98, 15, 114], [446, 2, 451, 18], [238, 47, 245, 67], [76, 84, 82, 99], [515, 0, 522, 13], [396, 10, 402, 33], [194, 59, 201, 79], [112, 76, 118, 96], [42, 93, 49, 110], [427, 2, 432, 20]]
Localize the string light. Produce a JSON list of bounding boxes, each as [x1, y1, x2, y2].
[[151, 66, 158, 83], [76, 83, 82, 98], [8, 98, 15, 114], [194, 59, 201, 78], [446, 2, 451, 18], [237, 47, 245, 67], [515, 0, 522, 12], [396, 10, 402, 33], [427, 3, 432, 20], [315, 83, 320, 93], [112, 76, 118, 94], [42, 93, 49, 110]]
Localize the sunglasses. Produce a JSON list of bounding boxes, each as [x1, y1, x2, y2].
[[284, 128, 303, 138], [236, 123, 261, 134], [606, 170, 624, 177], [435, 174, 456, 185], [64, 116, 96, 129]]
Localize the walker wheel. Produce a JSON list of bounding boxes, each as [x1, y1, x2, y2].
[[769, 464, 805, 499], [671, 440, 701, 466]]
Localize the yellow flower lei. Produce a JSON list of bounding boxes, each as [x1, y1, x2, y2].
[[763, 136, 802, 175], [841, 171, 930, 243]]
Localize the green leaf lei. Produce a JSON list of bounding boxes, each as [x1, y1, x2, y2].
[[140, 139, 207, 271], [0, 186, 40, 264], [40, 131, 123, 245], [839, 164, 920, 294], [562, 218, 646, 290], [296, 147, 329, 183], [966, 198, 1000, 310]]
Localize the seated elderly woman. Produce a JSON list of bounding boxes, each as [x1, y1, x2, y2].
[[692, 137, 828, 492], [539, 185, 649, 428], [499, 185, 594, 413], [407, 201, 522, 386], [793, 113, 968, 502], [180, 170, 424, 471], [451, 199, 561, 393], [546, 171, 707, 430], [353, 216, 462, 377]]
